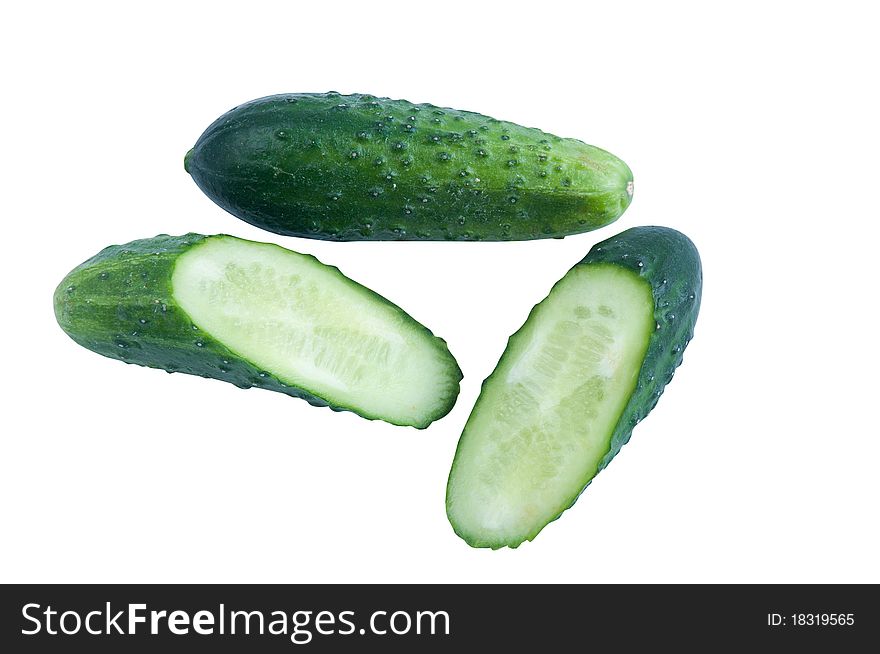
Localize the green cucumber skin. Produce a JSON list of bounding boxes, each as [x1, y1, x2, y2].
[[185, 92, 634, 241], [53, 234, 461, 428], [586, 227, 702, 474], [448, 226, 702, 548]]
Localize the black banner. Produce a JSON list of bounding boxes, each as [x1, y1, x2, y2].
[[1, 584, 875, 651]]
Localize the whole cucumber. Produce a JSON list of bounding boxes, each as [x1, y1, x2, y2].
[[185, 93, 634, 241]]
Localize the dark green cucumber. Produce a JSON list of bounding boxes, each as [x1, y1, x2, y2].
[[185, 92, 633, 241], [54, 234, 461, 428], [446, 226, 702, 548]]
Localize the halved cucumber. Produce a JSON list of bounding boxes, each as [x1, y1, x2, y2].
[[54, 234, 461, 427], [446, 227, 702, 547]]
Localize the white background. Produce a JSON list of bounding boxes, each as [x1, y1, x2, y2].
[[2, 1, 877, 583]]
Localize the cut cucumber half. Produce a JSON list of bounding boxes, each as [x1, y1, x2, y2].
[[54, 234, 461, 428], [447, 226, 702, 548]]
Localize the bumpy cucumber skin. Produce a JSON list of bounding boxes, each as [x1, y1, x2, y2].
[[448, 226, 702, 548], [185, 92, 633, 241], [586, 227, 702, 473], [53, 234, 461, 428]]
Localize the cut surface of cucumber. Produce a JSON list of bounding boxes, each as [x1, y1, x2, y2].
[[447, 265, 653, 547], [171, 237, 456, 425]]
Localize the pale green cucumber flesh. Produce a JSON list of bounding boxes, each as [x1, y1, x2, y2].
[[446, 264, 654, 548], [171, 236, 457, 426]]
